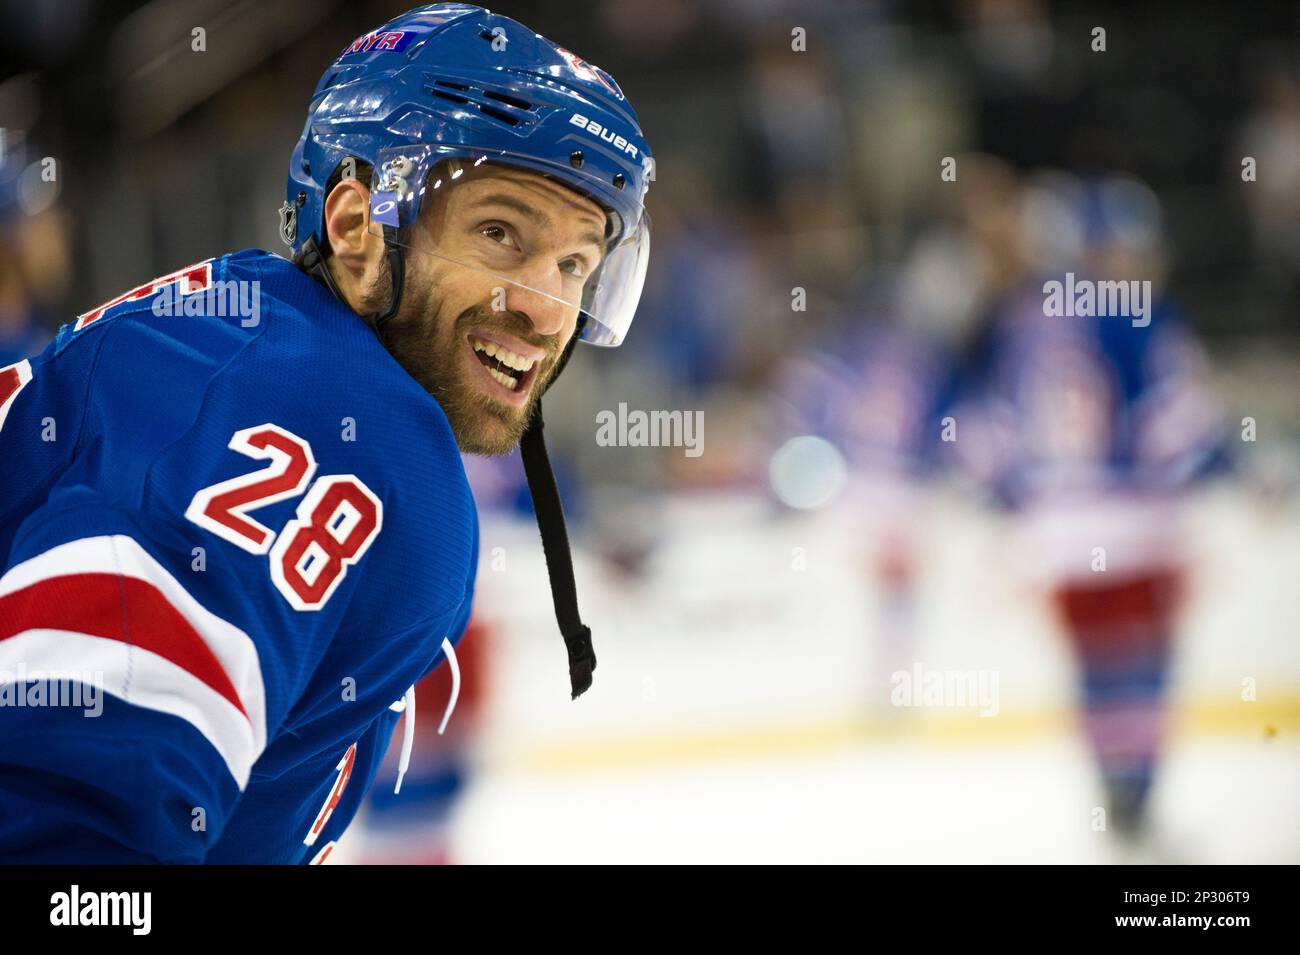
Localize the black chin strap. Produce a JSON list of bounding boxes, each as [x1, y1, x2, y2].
[[295, 236, 597, 700], [520, 402, 596, 699], [522, 315, 596, 699], [295, 235, 343, 300], [295, 231, 405, 331], [374, 233, 405, 329]]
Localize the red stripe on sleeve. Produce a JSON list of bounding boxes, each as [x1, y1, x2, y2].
[[0, 573, 249, 721]]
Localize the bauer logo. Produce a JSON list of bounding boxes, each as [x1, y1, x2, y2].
[[569, 113, 639, 158]]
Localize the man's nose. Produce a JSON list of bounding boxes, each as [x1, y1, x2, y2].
[[503, 258, 571, 339]]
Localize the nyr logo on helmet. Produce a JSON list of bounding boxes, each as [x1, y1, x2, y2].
[[338, 29, 415, 59], [570, 113, 639, 158], [555, 47, 624, 101]]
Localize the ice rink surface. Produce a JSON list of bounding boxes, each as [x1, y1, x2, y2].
[[346, 485, 1300, 864]]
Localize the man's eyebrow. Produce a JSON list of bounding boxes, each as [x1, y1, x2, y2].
[[473, 192, 551, 229], [473, 192, 607, 252], [574, 230, 606, 254]]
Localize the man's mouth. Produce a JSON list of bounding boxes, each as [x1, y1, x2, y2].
[[467, 333, 543, 406]]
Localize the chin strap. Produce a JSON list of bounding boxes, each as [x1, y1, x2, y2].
[[520, 402, 596, 699], [295, 234, 344, 300], [521, 316, 596, 699], [295, 235, 598, 700], [374, 230, 405, 329], [295, 231, 404, 331]]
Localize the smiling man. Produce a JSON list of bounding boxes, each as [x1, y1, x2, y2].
[[0, 3, 651, 863]]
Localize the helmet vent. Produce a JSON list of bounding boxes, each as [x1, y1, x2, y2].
[[424, 77, 534, 128], [483, 89, 533, 111], [479, 105, 520, 126]]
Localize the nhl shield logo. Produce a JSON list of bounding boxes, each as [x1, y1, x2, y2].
[[278, 200, 298, 247]]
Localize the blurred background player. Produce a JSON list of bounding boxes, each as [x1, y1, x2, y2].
[[939, 161, 1229, 850]]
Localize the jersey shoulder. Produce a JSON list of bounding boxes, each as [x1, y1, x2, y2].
[[9, 249, 476, 626]]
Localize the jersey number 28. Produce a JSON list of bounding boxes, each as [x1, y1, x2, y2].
[[185, 424, 382, 611]]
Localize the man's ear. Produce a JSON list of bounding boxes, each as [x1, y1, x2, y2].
[[322, 179, 385, 297]]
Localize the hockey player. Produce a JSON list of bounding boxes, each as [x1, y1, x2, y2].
[[0, 4, 652, 863], [940, 171, 1227, 847]]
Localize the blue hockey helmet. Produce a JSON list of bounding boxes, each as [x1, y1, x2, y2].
[[283, 2, 653, 347]]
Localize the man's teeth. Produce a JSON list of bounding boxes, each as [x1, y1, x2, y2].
[[487, 366, 518, 390], [471, 338, 536, 373]]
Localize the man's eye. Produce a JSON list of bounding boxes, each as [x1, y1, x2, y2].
[[559, 257, 588, 278], [480, 224, 517, 248]]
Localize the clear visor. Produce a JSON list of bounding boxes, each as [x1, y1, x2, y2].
[[367, 145, 650, 347]]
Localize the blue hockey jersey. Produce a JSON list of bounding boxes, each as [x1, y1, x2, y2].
[[938, 283, 1228, 508], [0, 249, 478, 863]]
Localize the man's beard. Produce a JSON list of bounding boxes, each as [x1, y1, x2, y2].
[[371, 269, 563, 456]]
